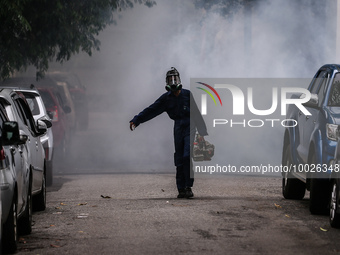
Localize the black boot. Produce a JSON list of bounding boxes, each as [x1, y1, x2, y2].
[[177, 189, 186, 198], [185, 187, 194, 198]]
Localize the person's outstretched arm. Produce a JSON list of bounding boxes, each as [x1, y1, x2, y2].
[[129, 93, 167, 131]]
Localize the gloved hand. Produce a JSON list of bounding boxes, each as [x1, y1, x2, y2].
[[129, 122, 136, 131]]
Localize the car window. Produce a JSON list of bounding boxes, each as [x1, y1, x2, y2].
[[310, 71, 327, 94], [12, 98, 28, 126], [317, 73, 329, 107], [23, 93, 40, 116], [328, 73, 340, 106], [55, 92, 65, 107], [13, 98, 37, 133], [56, 82, 68, 105], [0, 102, 9, 122], [0, 104, 9, 135], [39, 90, 55, 109]]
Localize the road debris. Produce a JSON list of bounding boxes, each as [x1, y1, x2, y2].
[[274, 203, 282, 209], [76, 213, 89, 219]]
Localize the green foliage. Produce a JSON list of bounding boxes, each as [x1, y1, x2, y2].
[[0, 0, 156, 80]]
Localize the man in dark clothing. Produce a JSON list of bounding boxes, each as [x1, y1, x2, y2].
[[129, 67, 208, 198]]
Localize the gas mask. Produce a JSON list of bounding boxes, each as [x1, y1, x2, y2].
[[165, 67, 182, 92]]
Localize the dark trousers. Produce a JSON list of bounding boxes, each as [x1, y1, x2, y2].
[[174, 127, 195, 190]]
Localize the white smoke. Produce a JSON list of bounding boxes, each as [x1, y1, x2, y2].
[[48, 0, 336, 173]]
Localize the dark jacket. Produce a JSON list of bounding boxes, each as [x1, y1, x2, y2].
[[130, 89, 208, 136]]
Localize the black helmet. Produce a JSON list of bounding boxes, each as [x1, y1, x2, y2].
[[165, 67, 182, 92]]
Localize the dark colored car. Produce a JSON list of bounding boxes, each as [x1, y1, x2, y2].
[[282, 64, 340, 214]]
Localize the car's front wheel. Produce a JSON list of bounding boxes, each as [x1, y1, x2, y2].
[[282, 144, 305, 199], [330, 180, 340, 227]]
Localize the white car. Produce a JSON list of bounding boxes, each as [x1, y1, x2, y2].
[[16, 88, 54, 186]]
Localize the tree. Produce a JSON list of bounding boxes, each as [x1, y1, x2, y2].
[[0, 0, 155, 80]]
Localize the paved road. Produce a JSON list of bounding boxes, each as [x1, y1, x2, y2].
[[11, 173, 340, 255]]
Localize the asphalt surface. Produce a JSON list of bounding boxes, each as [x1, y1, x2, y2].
[[5, 111, 340, 254], [11, 173, 340, 255]]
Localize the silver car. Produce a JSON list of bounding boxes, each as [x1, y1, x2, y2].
[[16, 88, 53, 186], [0, 119, 31, 254], [0, 89, 47, 212]]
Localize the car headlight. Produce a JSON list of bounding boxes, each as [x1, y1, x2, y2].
[[326, 123, 339, 141]]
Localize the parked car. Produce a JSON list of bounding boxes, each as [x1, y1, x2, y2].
[[54, 81, 76, 134], [18, 88, 54, 186], [0, 119, 31, 254], [37, 86, 71, 161], [0, 88, 48, 213], [48, 72, 89, 130], [282, 64, 340, 214]]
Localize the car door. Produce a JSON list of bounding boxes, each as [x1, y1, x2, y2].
[[296, 70, 329, 179], [0, 100, 28, 213], [296, 71, 328, 163], [12, 96, 45, 193]]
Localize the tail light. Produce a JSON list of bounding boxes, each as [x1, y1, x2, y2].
[[50, 105, 59, 122]]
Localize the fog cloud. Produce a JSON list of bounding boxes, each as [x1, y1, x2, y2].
[[48, 0, 337, 173]]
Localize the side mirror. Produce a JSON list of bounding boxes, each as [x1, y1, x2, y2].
[[37, 119, 48, 134], [2, 121, 21, 146], [302, 93, 319, 108], [38, 118, 52, 128], [43, 119, 52, 128]]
